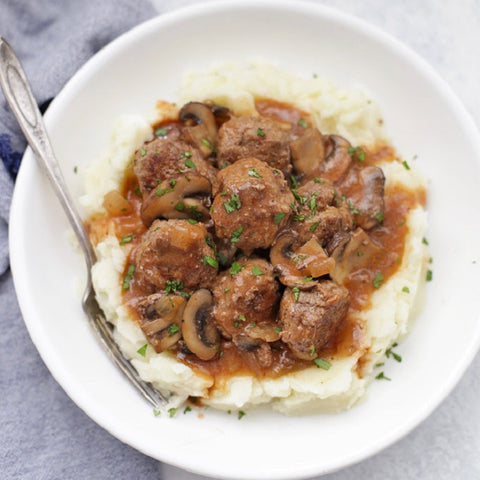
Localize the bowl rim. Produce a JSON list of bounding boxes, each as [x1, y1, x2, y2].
[[9, 1, 480, 478]]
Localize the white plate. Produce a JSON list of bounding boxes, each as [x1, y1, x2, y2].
[[9, 1, 480, 479]]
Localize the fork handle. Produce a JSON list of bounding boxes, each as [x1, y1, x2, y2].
[[0, 37, 96, 270]]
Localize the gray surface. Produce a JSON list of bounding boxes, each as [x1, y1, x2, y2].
[[1, 0, 479, 479]]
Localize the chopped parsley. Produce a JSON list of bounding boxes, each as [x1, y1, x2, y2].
[[422, 237, 429, 245], [175, 201, 185, 212], [238, 314, 246, 322], [310, 221, 319, 232], [169, 179, 176, 188], [426, 269, 433, 282], [205, 235, 216, 250], [238, 410, 246, 420], [122, 264, 135, 290], [184, 405, 192, 414], [402, 160, 411, 170], [292, 286, 300, 302], [290, 175, 298, 189], [373, 272, 384, 288], [298, 118, 308, 128], [248, 168, 263, 179], [402, 286, 410, 293], [155, 187, 169, 197], [223, 193, 242, 214], [202, 255, 219, 269], [154, 127, 168, 136], [348, 145, 366, 162], [375, 372, 391, 381], [251, 265, 265, 276], [137, 344, 148, 357], [231, 226, 244, 245], [257, 127, 265, 137], [167, 323, 180, 336], [230, 261, 244, 275], [308, 193, 318, 215], [140, 148, 147, 156], [313, 358, 331, 370], [188, 218, 198, 224], [274, 212, 286, 225], [386, 346, 402, 363], [201, 138, 216, 153], [134, 186, 142, 197], [119, 234, 137, 245], [168, 407, 178, 417], [375, 210, 384, 223], [153, 409, 161, 417], [347, 199, 361, 215], [184, 158, 196, 169]]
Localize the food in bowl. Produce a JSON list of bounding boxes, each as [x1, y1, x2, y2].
[[80, 61, 428, 414]]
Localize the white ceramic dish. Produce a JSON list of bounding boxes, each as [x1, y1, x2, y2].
[[9, 1, 480, 479]]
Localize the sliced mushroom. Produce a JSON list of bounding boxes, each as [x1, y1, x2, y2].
[[290, 128, 325, 177], [353, 166, 385, 230], [179, 102, 219, 158], [232, 334, 263, 352], [182, 289, 220, 361], [270, 232, 318, 288], [321, 135, 352, 182], [295, 237, 336, 277], [331, 227, 382, 283], [141, 174, 212, 226], [325, 230, 352, 261], [136, 294, 186, 353]]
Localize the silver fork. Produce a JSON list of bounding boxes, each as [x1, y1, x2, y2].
[[0, 37, 166, 409]]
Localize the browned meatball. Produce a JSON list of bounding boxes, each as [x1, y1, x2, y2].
[[211, 158, 295, 254], [133, 219, 217, 293], [134, 138, 216, 195], [216, 115, 291, 173], [291, 178, 353, 246], [279, 280, 350, 360], [212, 258, 280, 341]]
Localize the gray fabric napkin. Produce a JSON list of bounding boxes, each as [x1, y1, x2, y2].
[[0, 1, 165, 479]]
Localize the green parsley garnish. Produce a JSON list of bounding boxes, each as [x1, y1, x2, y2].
[[168, 407, 178, 417], [426, 270, 433, 281], [248, 168, 263, 179], [313, 358, 331, 370], [290, 175, 299, 189], [347, 200, 361, 215], [169, 179, 176, 188], [292, 286, 300, 302], [175, 201, 185, 212], [348, 146, 366, 162], [202, 255, 219, 269], [155, 187, 168, 197], [309, 193, 318, 214], [238, 314, 246, 322], [231, 226, 244, 245], [122, 264, 135, 290], [238, 410, 246, 420], [201, 138, 216, 153], [251, 265, 264, 276], [140, 148, 147, 156], [223, 193, 242, 214], [153, 409, 161, 417], [298, 118, 308, 128], [137, 344, 148, 357], [188, 218, 198, 224], [119, 234, 137, 245], [257, 127, 265, 137], [373, 272, 384, 288], [154, 127, 168, 136], [375, 210, 384, 223], [205, 235, 216, 250], [184, 158, 196, 169], [274, 212, 286, 225], [134, 186, 142, 197], [309, 221, 319, 232], [184, 406, 192, 414], [422, 237, 429, 245], [216, 251, 229, 266], [375, 372, 391, 381], [167, 324, 180, 336], [230, 261, 244, 275], [386, 346, 402, 363], [402, 160, 411, 170], [73, 166, 78, 174], [402, 286, 410, 293]]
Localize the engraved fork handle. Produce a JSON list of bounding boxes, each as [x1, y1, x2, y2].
[[0, 37, 165, 409]]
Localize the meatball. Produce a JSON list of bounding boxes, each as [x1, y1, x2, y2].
[[279, 280, 350, 360], [212, 258, 280, 341], [216, 115, 291, 173], [133, 219, 217, 293], [211, 158, 295, 254], [291, 178, 353, 245], [134, 138, 216, 195]]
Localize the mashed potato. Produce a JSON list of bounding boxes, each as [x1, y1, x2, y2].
[[81, 61, 428, 414]]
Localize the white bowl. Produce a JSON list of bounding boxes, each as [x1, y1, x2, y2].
[[9, 1, 480, 478]]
